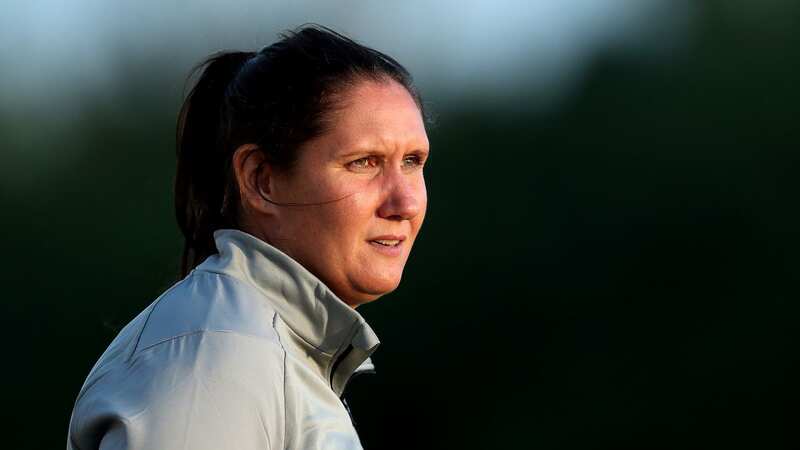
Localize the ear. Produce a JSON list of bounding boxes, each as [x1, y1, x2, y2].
[[232, 144, 275, 215]]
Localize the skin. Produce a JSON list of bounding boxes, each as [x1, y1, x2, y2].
[[233, 78, 429, 307]]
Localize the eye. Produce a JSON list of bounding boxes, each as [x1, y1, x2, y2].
[[402, 154, 426, 169], [348, 155, 380, 171]]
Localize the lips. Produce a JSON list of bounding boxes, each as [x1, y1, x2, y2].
[[367, 235, 406, 256], [368, 235, 405, 247], [372, 239, 400, 246]]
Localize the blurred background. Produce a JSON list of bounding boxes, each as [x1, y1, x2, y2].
[[2, 0, 799, 448]]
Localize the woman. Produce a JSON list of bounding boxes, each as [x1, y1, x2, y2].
[[67, 25, 428, 450]]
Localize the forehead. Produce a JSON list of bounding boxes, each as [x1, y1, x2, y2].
[[321, 79, 428, 153]]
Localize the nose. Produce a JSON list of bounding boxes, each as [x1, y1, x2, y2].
[[376, 169, 424, 221]]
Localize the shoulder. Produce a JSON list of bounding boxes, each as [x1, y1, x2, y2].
[[134, 269, 281, 354], [128, 269, 288, 404], [70, 331, 287, 450], [69, 271, 288, 449]]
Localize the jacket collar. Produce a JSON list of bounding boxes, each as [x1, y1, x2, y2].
[[197, 229, 380, 395]]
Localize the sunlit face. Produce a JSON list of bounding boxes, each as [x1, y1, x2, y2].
[[262, 79, 429, 306]]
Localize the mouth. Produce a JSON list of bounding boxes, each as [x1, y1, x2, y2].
[[371, 239, 401, 247], [367, 235, 406, 255], [368, 235, 405, 246]]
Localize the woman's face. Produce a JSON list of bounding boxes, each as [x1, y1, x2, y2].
[[262, 79, 429, 306]]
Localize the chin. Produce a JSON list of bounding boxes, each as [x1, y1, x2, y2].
[[344, 273, 403, 307]]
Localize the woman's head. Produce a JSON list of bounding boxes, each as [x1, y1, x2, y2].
[[175, 25, 428, 306]]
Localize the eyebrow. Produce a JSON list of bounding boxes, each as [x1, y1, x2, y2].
[[337, 149, 374, 159], [336, 146, 429, 160]]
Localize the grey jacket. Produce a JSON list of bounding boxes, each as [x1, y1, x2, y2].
[[67, 229, 380, 450]]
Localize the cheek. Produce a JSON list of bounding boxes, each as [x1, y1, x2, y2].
[[317, 190, 378, 244], [294, 174, 372, 230]]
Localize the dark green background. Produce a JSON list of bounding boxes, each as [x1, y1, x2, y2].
[[2, 2, 798, 448]]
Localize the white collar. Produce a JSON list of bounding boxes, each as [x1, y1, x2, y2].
[[196, 229, 380, 395]]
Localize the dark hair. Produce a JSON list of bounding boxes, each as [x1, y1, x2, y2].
[[174, 24, 424, 278]]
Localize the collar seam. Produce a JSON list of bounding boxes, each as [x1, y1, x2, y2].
[[281, 321, 337, 358]]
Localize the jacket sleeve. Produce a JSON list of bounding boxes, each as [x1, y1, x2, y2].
[[70, 331, 286, 450]]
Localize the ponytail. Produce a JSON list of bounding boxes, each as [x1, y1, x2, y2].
[[174, 51, 254, 278]]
